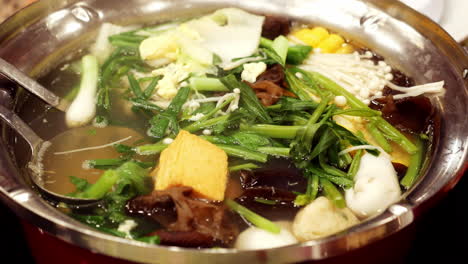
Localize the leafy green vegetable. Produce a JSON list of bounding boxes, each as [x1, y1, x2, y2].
[[400, 136, 425, 189], [191, 102, 216, 116], [142, 77, 161, 99], [240, 124, 302, 139], [286, 45, 313, 65], [267, 97, 318, 112], [129, 98, 164, 112], [199, 135, 239, 145], [76, 170, 119, 199], [257, 147, 290, 157], [259, 48, 285, 66], [183, 113, 239, 133], [71, 161, 152, 234], [290, 95, 331, 168], [232, 131, 271, 149], [306, 166, 353, 189], [108, 32, 147, 48], [134, 142, 169, 155], [128, 73, 145, 99], [217, 144, 268, 163], [254, 198, 277, 205], [189, 77, 229, 92], [220, 75, 272, 123], [304, 70, 418, 154], [98, 47, 149, 110], [347, 149, 363, 179], [320, 178, 346, 208], [86, 158, 127, 170], [74, 161, 150, 200], [226, 199, 281, 234], [366, 121, 392, 153], [333, 108, 382, 117], [229, 163, 260, 172], [318, 153, 348, 178], [69, 176, 91, 194], [284, 68, 317, 102], [272, 35, 289, 65], [149, 86, 190, 139], [260, 37, 312, 65], [294, 174, 319, 206], [135, 236, 161, 244], [183, 94, 236, 132]]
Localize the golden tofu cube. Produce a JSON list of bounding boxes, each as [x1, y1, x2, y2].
[[154, 130, 228, 201]]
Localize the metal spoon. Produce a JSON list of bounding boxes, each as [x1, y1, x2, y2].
[[0, 104, 99, 205], [0, 57, 70, 112]]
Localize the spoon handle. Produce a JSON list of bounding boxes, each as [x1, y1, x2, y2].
[[0, 58, 68, 112], [0, 104, 44, 153]]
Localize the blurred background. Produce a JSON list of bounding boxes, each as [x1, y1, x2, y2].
[[0, 0, 466, 263]]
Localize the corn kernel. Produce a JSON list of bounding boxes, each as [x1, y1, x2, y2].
[[317, 34, 345, 53], [335, 43, 355, 54], [293, 27, 329, 48]]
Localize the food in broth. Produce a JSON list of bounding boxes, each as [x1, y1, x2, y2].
[[34, 8, 444, 249]]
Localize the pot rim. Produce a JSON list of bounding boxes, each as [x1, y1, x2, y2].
[[0, 0, 467, 263]]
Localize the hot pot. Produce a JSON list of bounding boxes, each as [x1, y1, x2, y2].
[[0, 0, 467, 263]]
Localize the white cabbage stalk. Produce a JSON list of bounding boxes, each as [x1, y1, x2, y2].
[[186, 8, 265, 67], [65, 55, 99, 128], [345, 153, 402, 218]]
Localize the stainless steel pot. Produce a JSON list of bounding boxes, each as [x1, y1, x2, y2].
[[0, 0, 467, 263]]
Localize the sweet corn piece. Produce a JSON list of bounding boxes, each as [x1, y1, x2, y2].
[[335, 43, 355, 54], [292, 27, 329, 48], [153, 130, 228, 201], [317, 34, 345, 53]]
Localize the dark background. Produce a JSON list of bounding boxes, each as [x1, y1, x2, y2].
[[1, 172, 467, 264]]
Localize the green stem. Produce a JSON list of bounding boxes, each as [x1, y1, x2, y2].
[[333, 108, 381, 117], [134, 142, 168, 155], [260, 37, 312, 65], [183, 114, 231, 133], [318, 153, 348, 178], [320, 178, 346, 208], [216, 144, 268, 163], [189, 77, 229, 92], [86, 159, 125, 169], [257, 147, 290, 157], [272, 35, 289, 64], [366, 121, 393, 153], [400, 137, 424, 189], [309, 174, 319, 201], [374, 119, 417, 154], [225, 199, 280, 234], [306, 71, 417, 154], [240, 124, 302, 139], [229, 163, 260, 172], [201, 97, 235, 120], [78, 170, 119, 199], [347, 150, 363, 179]]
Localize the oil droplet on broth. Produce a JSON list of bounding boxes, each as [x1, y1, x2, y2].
[[42, 126, 148, 195]]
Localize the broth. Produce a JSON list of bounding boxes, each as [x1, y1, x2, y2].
[[41, 126, 147, 195]]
